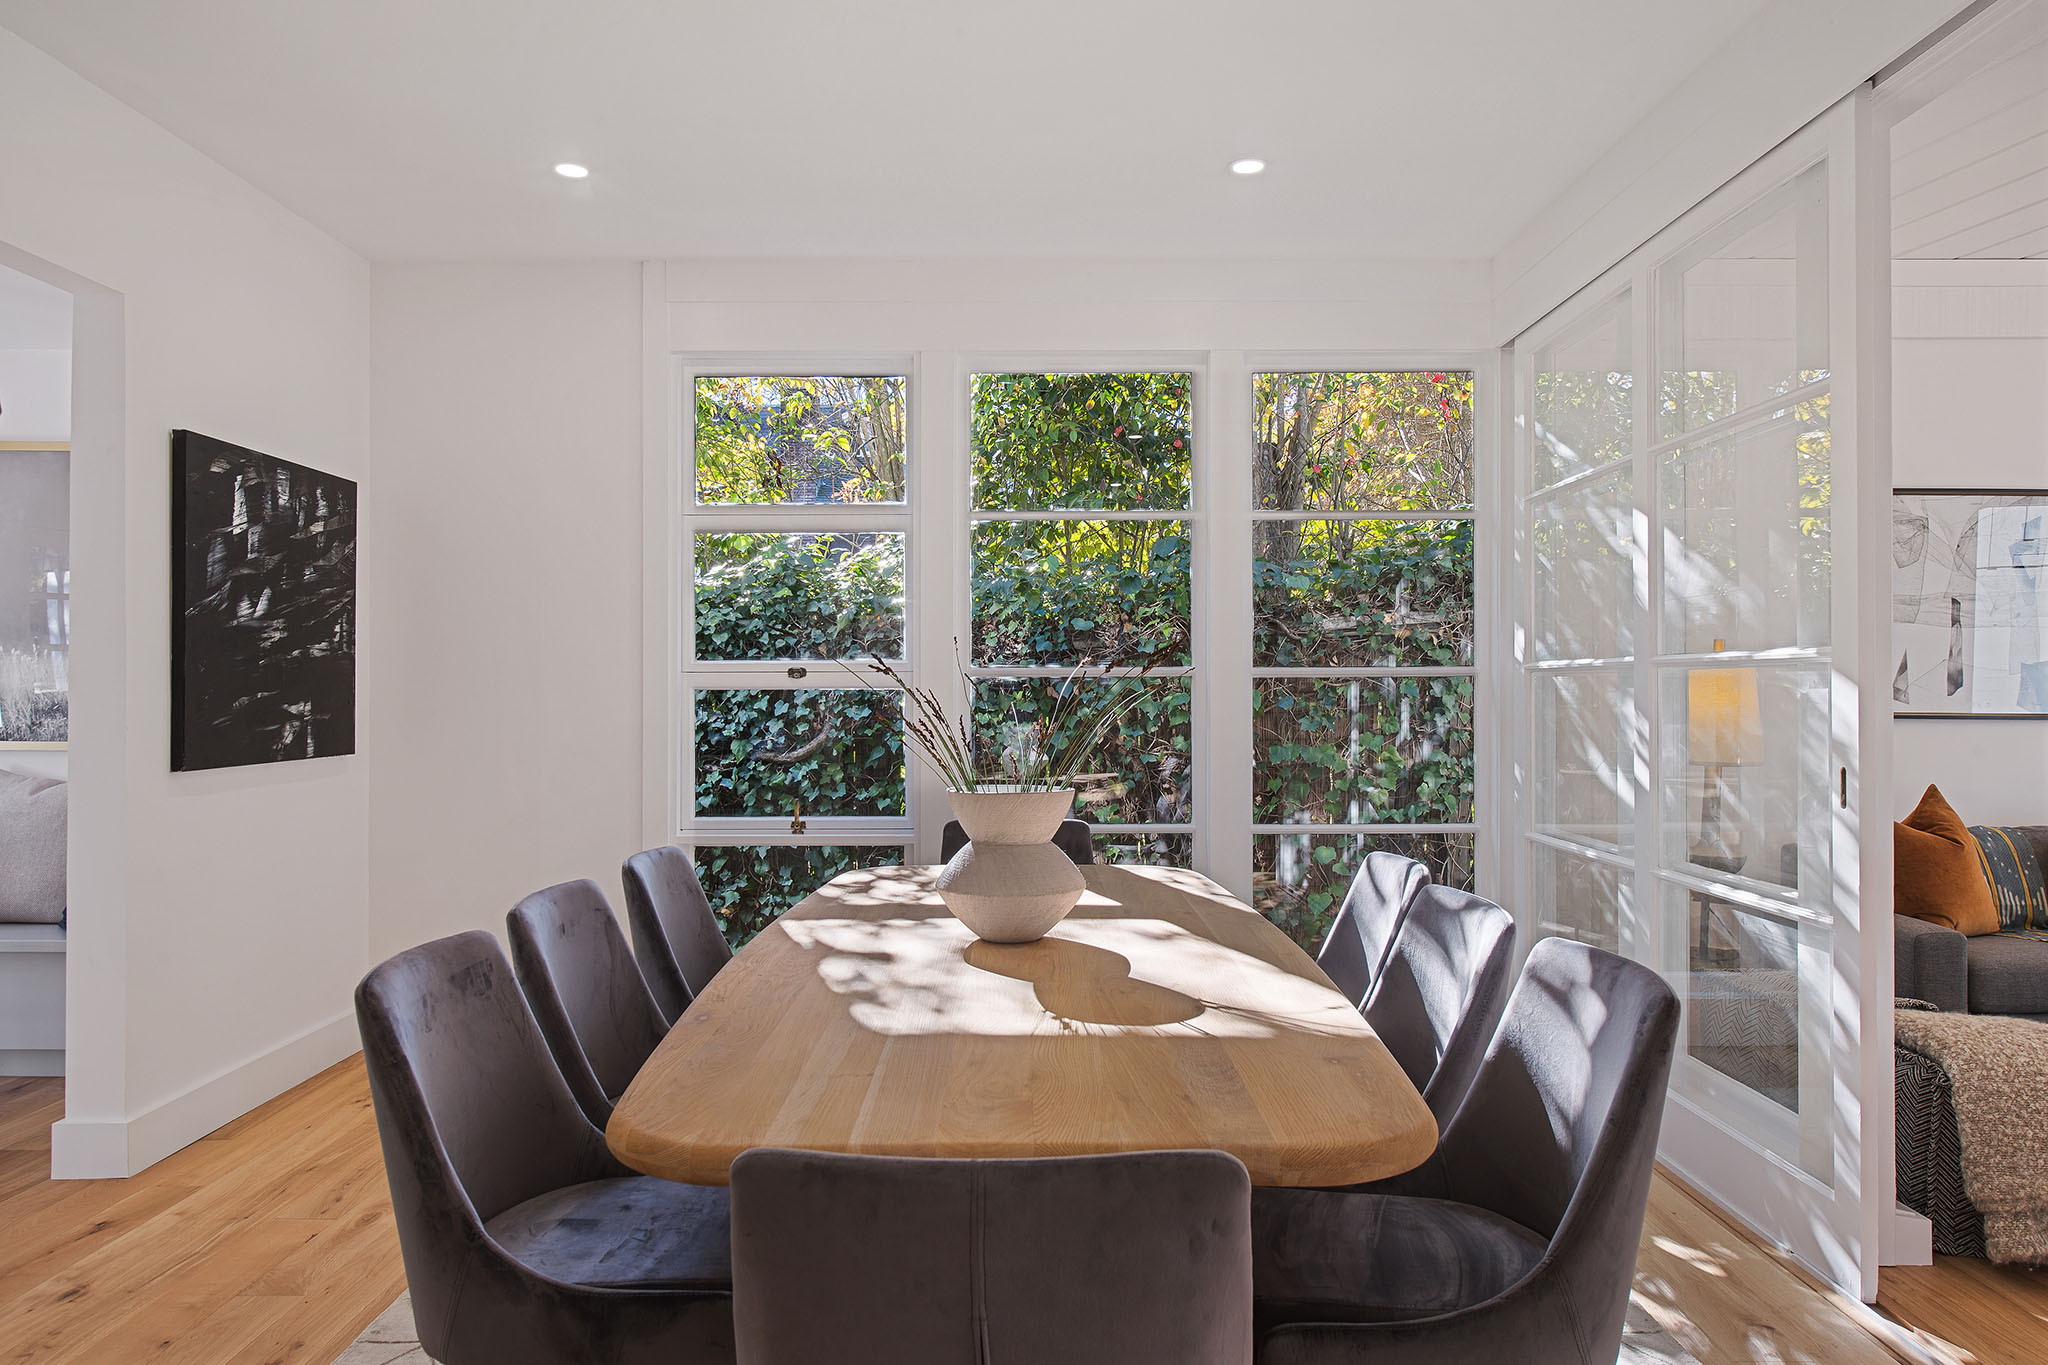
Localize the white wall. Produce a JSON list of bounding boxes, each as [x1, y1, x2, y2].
[[0, 349, 70, 442], [1892, 260, 2048, 825], [0, 25, 371, 1175], [0, 261, 72, 443], [366, 264, 643, 956]]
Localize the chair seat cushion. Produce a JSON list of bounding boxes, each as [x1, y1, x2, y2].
[[1251, 1187, 1546, 1330], [1965, 934, 2048, 1017], [484, 1177, 731, 1291]]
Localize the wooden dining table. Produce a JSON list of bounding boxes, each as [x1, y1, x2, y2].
[[607, 862, 1437, 1188]]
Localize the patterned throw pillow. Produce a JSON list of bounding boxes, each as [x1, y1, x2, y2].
[[1969, 825, 2048, 940]]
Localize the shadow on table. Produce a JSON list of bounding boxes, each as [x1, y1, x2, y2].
[[964, 937, 1203, 1027]]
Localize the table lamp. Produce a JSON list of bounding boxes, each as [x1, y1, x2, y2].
[[1688, 639, 1761, 874]]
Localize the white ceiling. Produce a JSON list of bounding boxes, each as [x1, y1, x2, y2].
[[1893, 23, 2048, 259], [0, 0, 1778, 263], [0, 262, 72, 349]]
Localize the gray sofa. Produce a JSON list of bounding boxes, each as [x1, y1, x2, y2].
[[0, 768, 66, 1076], [1894, 825, 2048, 1022]]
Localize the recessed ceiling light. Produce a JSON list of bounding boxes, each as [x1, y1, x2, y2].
[[553, 163, 590, 179], [1230, 158, 1266, 176]]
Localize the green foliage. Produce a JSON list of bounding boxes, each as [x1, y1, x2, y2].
[[972, 678, 1192, 826], [1255, 676, 1474, 827], [695, 532, 904, 661], [1254, 371, 1473, 511], [1254, 833, 1475, 949], [696, 845, 904, 948], [694, 688, 905, 819], [1253, 520, 1473, 668], [696, 376, 906, 504], [972, 521, 1191, 666], [972, 372, 1190, 510]]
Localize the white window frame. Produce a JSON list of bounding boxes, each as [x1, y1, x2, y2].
[[673, 356, 920, 862], [653, 343, 1498, 916], [1242, 360, 1488, 911], [960, 355, 1204, 864]]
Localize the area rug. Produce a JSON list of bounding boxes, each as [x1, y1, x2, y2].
[[332, 1294, 428, 1364], [333, 1292, 1698, 1363]]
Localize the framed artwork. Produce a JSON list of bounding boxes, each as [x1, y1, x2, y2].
[[1892, 488, 2046, 718], [0, 445, 69, 746], [171, 430, 357, 770]]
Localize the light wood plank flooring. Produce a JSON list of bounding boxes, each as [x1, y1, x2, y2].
[[1880, 1254, 2048, 1365], [0, 1063, 403, 1364], [0, 1059, 1927, 1363]]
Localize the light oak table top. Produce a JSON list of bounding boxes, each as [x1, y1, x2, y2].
[[607, 863, 1437, 1187]]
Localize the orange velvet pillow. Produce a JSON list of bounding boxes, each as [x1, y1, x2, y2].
[[1895, 785, 2000, 936]]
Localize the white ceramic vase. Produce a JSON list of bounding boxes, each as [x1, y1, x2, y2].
[[934, 786, 1085, 943]]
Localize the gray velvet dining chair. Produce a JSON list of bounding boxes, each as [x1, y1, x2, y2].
[[507, 879, 669, 1128], [939, 816, 1097, 866], [1251, 937, 1680, 1365], [1316, 851, 1431, 1010], [1362, 883, 1515, 1126], [355, 931, 734, 1365], [730, 1147, 1253, 1365], [622, 845, 734, 1026]]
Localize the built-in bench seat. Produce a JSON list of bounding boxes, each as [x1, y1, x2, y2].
[[0, 922, 64, 1075]]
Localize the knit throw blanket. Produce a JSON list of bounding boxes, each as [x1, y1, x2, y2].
[[1895, 1007, 2048, 1263]]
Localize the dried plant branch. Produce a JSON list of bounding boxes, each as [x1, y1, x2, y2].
[[845, 639, 1154, 793]]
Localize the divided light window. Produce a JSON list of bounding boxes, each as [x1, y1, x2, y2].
[[1250, 372, 1478, 948], [968, 372, 1194, 865], [683, 374, 912, 945]]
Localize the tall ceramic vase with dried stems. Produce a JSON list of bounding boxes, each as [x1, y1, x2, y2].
[[934, 785, 1085, 943]]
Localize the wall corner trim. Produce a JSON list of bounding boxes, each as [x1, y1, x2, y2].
[[48, 1008, 358, 1178]]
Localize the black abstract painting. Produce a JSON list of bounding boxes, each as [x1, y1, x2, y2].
[[172, 430, 356, 770]]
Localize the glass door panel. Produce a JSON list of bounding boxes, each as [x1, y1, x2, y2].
[[1530, 669, 1635, 850], [1528, 841, 1630, 955], [1531, 470, 1637, 661], [1658, 164, 1830, 438], [1532, 295, 1634, 488], [1514, 94, 1882, 1298], [1656, 662, 1833, 904], [1658, 406, 1833, 654]]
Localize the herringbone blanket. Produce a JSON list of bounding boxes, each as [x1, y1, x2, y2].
[[1895, 1007, 2048, 1264]]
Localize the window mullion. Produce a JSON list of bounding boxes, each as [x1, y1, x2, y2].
[[1201, 352, 1255, 900], [911, 349, 964, 864]]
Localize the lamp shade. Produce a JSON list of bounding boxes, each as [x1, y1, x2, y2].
[[1687, 666, 1762, 765]]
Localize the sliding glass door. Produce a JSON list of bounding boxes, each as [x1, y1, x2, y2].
[[1512, 93, 1891, 1297]]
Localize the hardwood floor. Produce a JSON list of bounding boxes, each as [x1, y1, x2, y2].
[[1631, 1174, 1906, 1363], [0, 1058, 1929, 1364], [1881, 1254, 2048, 1365], [0, 1063, 403, 1364]]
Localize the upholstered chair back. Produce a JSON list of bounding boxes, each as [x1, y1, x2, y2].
[[1317, 852, 1431, 1009], [731, 1147, 1253, 1365], [355, 932, 627, 1357], [1364, 884, 1516, 1124], [506, 879, 668, 1127], [621, 845, 733, 1025]]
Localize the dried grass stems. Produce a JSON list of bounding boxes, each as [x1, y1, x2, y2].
[[851, 642, 1148, 794]]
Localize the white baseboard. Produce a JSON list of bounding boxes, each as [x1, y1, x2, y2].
[[0, 1048, 63, 1076], [50, 1009, 357, 1179], [1883, 1203, 1934, 1266]]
